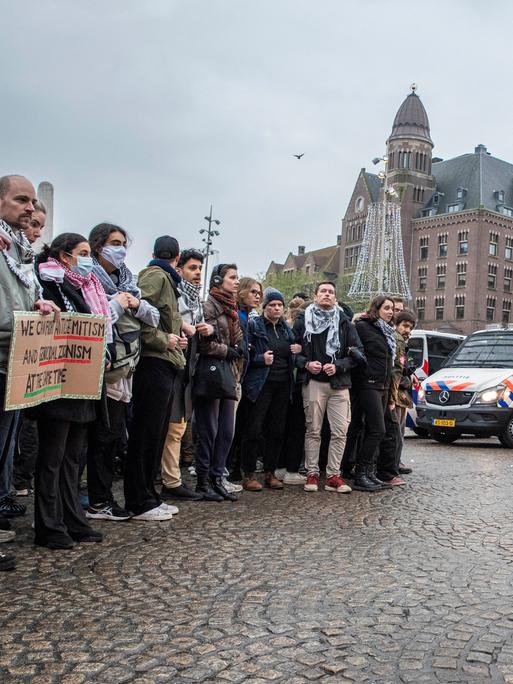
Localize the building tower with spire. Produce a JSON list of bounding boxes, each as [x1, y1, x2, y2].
[[385, 85, 436, 274]]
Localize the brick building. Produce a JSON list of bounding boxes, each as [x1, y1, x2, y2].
[[340, 87, 513, 334]]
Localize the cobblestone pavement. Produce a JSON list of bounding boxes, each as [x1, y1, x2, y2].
[[3, 435, 513, 683]]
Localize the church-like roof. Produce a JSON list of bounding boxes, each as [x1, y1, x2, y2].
[[388, 88, 433, 145], [423, 145, 513, 216]]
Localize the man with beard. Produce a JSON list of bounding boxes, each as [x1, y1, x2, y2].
[[0, 175, 59, 569]]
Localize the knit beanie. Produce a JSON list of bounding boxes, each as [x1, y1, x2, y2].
[[263, 287, 285, 308]]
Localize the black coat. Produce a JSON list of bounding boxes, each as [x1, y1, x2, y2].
[[26, 277, 101, 424], [294, 309, 365, 390], [352, 317, 393, 391]]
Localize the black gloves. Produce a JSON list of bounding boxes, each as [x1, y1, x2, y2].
[[226, 346, 244, 362]]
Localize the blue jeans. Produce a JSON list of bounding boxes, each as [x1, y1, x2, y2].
[[0, 373, 19, 500]]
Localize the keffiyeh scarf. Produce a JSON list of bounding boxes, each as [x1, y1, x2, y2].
[[0, 219, 35, 289], [178, 279, 203, 325], [375, 318, 397, 358], [92, 257, 141, 297], [304, 303, 341, 361]]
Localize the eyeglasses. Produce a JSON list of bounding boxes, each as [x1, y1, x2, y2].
[[249, 289, 261, 296]]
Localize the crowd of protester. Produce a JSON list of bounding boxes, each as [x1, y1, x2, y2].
[[0, 174, 417, 571]]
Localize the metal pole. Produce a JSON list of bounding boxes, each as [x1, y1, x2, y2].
[[202, 204, 213, 299], [377, 161, 388, 294]]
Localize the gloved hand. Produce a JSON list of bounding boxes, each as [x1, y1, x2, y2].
[[226, 346, 243, 362]]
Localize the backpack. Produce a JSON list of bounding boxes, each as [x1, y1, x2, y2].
[[105, 311, 142, 384]]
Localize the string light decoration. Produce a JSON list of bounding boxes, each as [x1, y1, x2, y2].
[[348, 199, 411, 300]]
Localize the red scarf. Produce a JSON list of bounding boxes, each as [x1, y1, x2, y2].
[[209, 287, 241, 346]]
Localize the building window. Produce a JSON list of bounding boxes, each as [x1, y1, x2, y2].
[[458, 230, 469, 255], [436, 264, 446, 289], [503, 300, 512, 325], [506, 236, 513, 261], [456, 187, 466, 200], [355, 197, 365, 213], [438, 234, 448, 258], [455, 294, 465, 320], [422, 207, 436, 217], [418, 266, 427, 291], [489, 232, 499, 257], [501, 206, 513, 217], [456, 262, 467, 288], [488, 263, 498, 290], [432, 193, 439, 206], [447, 203, 460, 213], [495, 190, 505, 203], [419, 236, 429, 260], [502, 268, 512, 295], [416, 297, 425, 321], [435, 296, 445, 321], [486, 296, 496, 322]]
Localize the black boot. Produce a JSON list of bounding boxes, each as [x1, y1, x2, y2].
[[196, 474, 223, 502], [367, 472, 393, 490], [352, 467, 382, 492], [211, 476, 238, 502]]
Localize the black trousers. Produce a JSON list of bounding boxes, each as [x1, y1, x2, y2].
[[13, 414, 39, 490], [341, 389, 363, 476], [35, 420, 94, 544], [377, 407, 401, 480], [242, 380, 290, 475], [354, 388, 387, 472], [227, 396, 252, 477], [278, 384, 305, 473], [124, 357, 176, 515], [194, 397, 236, 479], [87, 397, 127, 505]]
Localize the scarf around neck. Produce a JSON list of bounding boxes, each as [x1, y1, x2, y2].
[[304, 303, 341, 361], [210, 286, 241, 346], [0, 219, 34, 289], [42, 257, 112, 339], [148, 258, 181, 286], [92, 257, 141, 297], [178, 279, 203, 325], [375, 318, 397, 358]]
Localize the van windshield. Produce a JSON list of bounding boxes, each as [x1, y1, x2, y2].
[[448, 333, 513, 368]]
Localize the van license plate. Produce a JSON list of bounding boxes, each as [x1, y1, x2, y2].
[[432, 419, 455, 428]]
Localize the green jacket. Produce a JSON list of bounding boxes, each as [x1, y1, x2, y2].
[[137, 266, 185, 370]]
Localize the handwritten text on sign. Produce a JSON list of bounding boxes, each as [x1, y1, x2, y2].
[[5, 312, 107, 410]]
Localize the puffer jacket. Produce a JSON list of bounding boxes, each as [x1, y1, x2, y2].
[[352, 317, 393, 391], [198, 295, 244, 383], [242, 315, 296, 402]]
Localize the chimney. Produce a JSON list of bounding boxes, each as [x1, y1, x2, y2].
[[475, 144, 488, 154], [298, 245, 305, 256]]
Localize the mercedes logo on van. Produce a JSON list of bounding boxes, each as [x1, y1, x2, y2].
[[439, 390, 450, 404]]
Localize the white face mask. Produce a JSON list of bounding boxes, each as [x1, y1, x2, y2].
[[101, 245, 127, 269]]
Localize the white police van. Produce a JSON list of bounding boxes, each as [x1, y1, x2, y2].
[[416, 327, 513, 446], [405, 330, 465, 435]]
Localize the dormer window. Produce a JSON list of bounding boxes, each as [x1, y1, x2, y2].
[[456, 187, 467, 200], [501, 206, 513, 217], [447, 203, 461, 213], [494, 190, 505, 203], [432, 193, 439, 206]]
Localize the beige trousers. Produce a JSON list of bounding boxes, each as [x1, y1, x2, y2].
[[161, 420, 187, 488], [302, 381, 351, 477]]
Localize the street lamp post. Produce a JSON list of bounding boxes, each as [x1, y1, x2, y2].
[[199, 204, 221, 298]]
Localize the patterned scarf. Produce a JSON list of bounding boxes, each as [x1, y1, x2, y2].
[[304, 303, 341, 362], [92, 257, 141, 297], [178, 279, 203, 325], [0, 219, 34, 289], [43, 257, 112, 338], [210, 286, 241, 346], [375, 318, 397, 358]]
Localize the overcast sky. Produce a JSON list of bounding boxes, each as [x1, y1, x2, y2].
[[3, 0, 512, 278]]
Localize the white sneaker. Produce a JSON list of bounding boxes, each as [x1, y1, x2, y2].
[[159, 502, 179, 515], [221, 478, 243, 493], [132, 506, 173, 521], [283, 471, 307, 485], [274, 468, 286, 481]]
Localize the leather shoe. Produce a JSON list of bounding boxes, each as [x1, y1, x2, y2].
[[243, 474, 262, 492], [399, 463, 412, 474], [368, 473, 393, 489], [351, 474, 382, 491], [264, 472, 284, 490], [161, 484, 203, 501]]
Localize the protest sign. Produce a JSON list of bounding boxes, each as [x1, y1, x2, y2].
[[5, 311, 107, 410]]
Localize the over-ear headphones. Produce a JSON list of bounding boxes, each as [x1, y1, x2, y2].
[[211, 264, 226, 287]]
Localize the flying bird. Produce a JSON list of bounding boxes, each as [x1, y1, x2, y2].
[[293, 153, 304, 159]]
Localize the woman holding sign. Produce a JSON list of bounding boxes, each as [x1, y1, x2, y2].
[[30, 233, 111, 549]]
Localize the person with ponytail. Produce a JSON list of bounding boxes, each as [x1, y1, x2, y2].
[[194, 264, 244, 502], [85, 223, 160, 522], [30, 233, 111, 549], [351, 294, 396, 492]]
